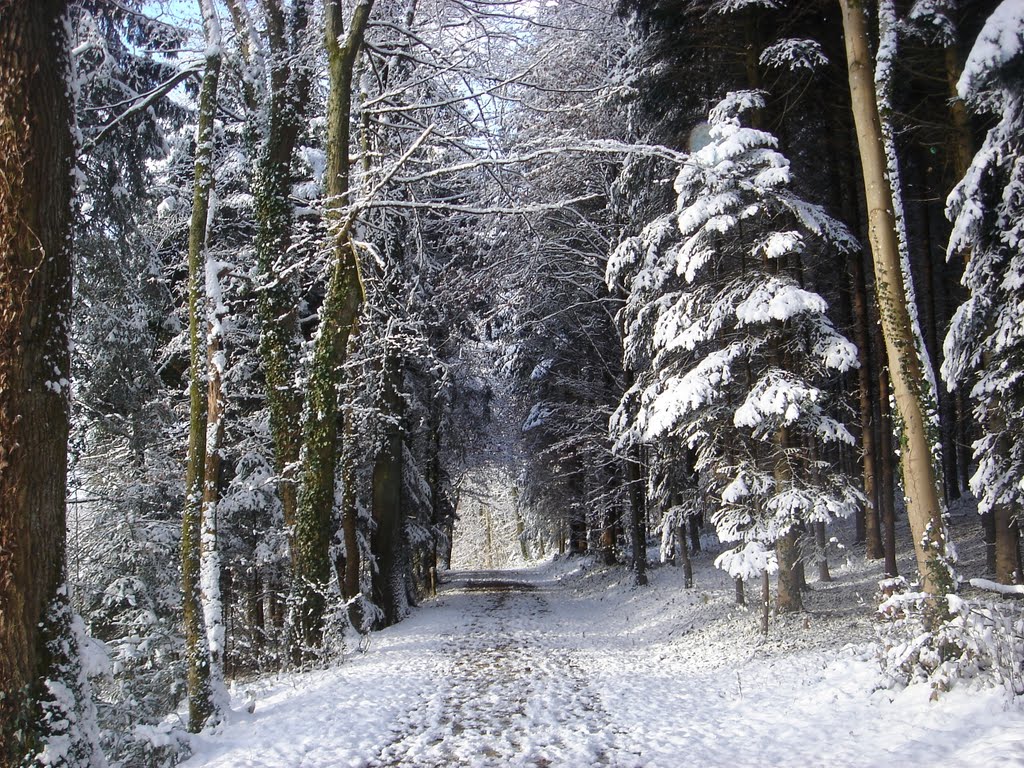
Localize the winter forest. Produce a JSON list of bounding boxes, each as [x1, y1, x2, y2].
[[2, 0, 1024, 764]]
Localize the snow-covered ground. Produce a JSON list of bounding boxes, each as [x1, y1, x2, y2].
[[183, 517, 1024, 768]]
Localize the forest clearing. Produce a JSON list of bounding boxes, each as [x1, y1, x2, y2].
[[2, 0, 1024, 765]]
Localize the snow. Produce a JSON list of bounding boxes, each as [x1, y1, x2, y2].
[[959, 0, 1024, 106], [971, 578, 1024, 596], [758, 38, 829, 72], [182, 538, 1024, 768]]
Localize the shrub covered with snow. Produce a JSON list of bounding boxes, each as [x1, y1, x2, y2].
[[877, 577, 1024, 697]]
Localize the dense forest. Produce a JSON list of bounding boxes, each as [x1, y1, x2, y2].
[[1, 0, 1023, 764]]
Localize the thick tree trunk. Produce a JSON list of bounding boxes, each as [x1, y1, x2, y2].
[[689, 512, 702, 553], [182, 0, 222, 728], [776, 529, 803, 613], [224, 0, 311, 551], [839, 0, 954, 598], [0, 1, 76, 758], [993, 503, 1022, 585]]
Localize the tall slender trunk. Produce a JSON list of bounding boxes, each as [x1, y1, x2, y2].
[[676, 524, 693, 589], [224, 0, 308, 546], [0, 0, 79, 758], [775, 429, 802, 612], [201, 239, 228, 718], [839, 0, 954, 599], [877, 348, 899, 577], [852, 248, 884, 559], [814, 522, 832, 583], [291, 0, 375, 660], [371, 352, 405, 627], [182, 0, 222, 728]]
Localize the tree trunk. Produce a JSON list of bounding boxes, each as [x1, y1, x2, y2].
[[291, 0, 375, 660], [839, 0, 954, 598], [774, 428, 803, 612], [371, 353, 405, 627], [676, 526, 693, 588], [625, 455, 647, 586], [201, 234, 228, 721], [761, 572, 770, 635], [993, 504, 1022, 585], [0, 0, 78, 758], [877, 357, 899, 578], [776, 529, 803, 613], [814, 522, 832, 583], [224, 0, 311, 559], [983, 510, 997, 577], [852, 248, 884, 559], [689, 512, 702, 553], [340, 410, 362, 629], [182, 0, 222, 728]]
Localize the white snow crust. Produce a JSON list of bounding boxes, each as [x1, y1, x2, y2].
[[182, 536, 1024, 768]]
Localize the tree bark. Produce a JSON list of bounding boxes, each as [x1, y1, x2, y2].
[[814, 522, 832, 583], [372, 353, 405, 627], [851, 248, 884, 559], [839, 0, 954, 598], [877, 353, 899, 577], [225, 0, 312, 605], [291, 0, 375, 660], [182, 0, 222, 729], [200, 231, 228, 719], [676, 525, 693, 588], [0, 0, 76, 758], [625, 454, 647, 586]]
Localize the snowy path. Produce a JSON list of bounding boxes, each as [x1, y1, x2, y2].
[[183, 559, 1024, 768], [371, 573, 632, 767]]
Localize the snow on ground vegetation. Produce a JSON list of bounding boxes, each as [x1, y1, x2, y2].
[[182, 509, 1024, 768]]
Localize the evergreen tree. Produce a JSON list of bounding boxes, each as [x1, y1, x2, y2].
[[608, 91, 861, 608], [943, 0, 1024, 584]]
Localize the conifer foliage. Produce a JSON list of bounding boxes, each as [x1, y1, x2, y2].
[[943, 1, 1024, 580], [608, 91, 861, 593]]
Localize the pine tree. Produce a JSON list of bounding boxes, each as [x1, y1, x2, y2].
[[943, 0, 1024, 584], [608, 91, 861, 609]]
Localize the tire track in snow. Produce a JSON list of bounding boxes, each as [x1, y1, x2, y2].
[[371, 573, 637, 768]]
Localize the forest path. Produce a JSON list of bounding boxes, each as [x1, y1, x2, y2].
[[182, 552, 1024, 768], [370, 571, 635, 767]]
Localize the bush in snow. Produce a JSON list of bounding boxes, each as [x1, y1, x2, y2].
[[877, 578, 1024, 697], [607, 91, 862, 589]]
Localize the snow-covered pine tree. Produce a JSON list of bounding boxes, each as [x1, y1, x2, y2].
[[943, 0, 1024, 585], [608, 91, 861, 610]]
